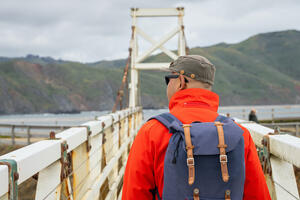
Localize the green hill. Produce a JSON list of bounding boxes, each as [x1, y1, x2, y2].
[[190, 30, 300, 105], [0, 60, 120, 113], [0, 30, 299, 114], [0, 59, 166, 114]]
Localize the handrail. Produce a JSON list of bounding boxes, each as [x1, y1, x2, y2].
[[261, 122, 300, 137], [0, 107, 143, 200], [220, 104, 300, 109], [220, 105, 300, 121], [0, 124, 73, 145], [0, 124, 72, 129], [261, 122, 300, 126], [227, 111, 300, 115], [236, 118, 300, 199]]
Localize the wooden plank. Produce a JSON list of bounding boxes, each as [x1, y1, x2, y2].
[[70, 131, 102, 199], [238, 122, 274, 148], [104, 126, 119, 163], [103, 124, 119, 189], [0, 140, 61, 184], [0, 166, 8, 197], [105, 165, 126, 200], [113, 121, 120, 150], [56, 127, 87, 152], [135, 63, 170, 70], [136, 27, 178, 60], [72, 142, 90, 200], [82, 133, 136, 200], [88, 134, 103, 186], [82, 120, 103, 137], [108, 163, 118, 189], [269, 135, 300, 168], [121, 118, 128, 164], [35, 160, 61, 200], [271, 156, 300, 200], [131, 8, 183, 17]]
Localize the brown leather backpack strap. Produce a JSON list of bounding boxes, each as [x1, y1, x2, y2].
[[182, 124, 195, 185], [214, 122, 229, 182], [193, 188, 200, 200], [225, 190, 231, 200]]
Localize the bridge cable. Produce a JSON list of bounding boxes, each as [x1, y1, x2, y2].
[[112, 28, 134, 112], [181, 25, 189, 55]]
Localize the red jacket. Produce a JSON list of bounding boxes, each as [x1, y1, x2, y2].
[[122, 88, 271, 200]]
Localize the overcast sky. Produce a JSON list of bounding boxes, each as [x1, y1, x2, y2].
[[1, 0, 300, 63]]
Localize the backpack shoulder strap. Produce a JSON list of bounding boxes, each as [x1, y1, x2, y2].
[[215, 115, 228, 122], [148, 112, 183, 133], [215, 114, 235, 122]]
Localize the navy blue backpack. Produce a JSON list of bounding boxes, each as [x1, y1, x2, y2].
[[150, 113, 245, 200]]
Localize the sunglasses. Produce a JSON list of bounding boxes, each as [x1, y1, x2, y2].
[[165, 74, 189, 85]]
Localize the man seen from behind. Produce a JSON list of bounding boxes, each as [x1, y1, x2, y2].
[[122, 55, 271, 200]]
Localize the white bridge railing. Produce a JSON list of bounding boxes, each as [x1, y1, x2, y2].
[[0, 107, 143, 200], [235, 118, 300, 200]]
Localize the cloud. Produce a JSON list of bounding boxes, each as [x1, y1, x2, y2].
[[182, 0, 300, 46], [0, 0, 299, 62]]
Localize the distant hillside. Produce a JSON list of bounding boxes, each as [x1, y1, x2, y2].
[[0, 30, 299, 114], [191, 30, 300, 105], [0, 59, 166, 114]]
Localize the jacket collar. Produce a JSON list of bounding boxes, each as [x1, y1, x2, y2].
[[169, 88, 219, 112]]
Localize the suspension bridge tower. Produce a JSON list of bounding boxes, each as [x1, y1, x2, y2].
[[129, 8, 188, 108]]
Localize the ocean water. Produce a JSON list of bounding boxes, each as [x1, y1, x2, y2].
[[143, 105, 300, 121], [0, 111, 109, 137], [0, 104, 299, 127], [218, 104, 300, 121], [0, 110, 109, 126]]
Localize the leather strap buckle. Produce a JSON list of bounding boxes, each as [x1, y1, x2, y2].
[[187, 157, 195, 166], [220, 155, 228, 163]]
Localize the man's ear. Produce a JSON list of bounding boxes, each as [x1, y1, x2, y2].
[[178, 75, 187, 90]]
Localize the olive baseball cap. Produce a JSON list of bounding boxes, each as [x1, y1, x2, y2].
[[169, 55, 216, 85]]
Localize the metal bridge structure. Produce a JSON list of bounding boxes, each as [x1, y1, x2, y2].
[[0, 8, 300, 200]]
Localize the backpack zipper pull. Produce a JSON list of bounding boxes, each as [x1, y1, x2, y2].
[[225, 190, 231, 200], [193, 188, 200, 200]]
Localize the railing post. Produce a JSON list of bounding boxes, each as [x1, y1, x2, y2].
[[271, 108, 275, 123], [0, 159, 19, 200], [242, 109, 246, 120], [11, 126, 15, 146], [27, 127, 31, 145]]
